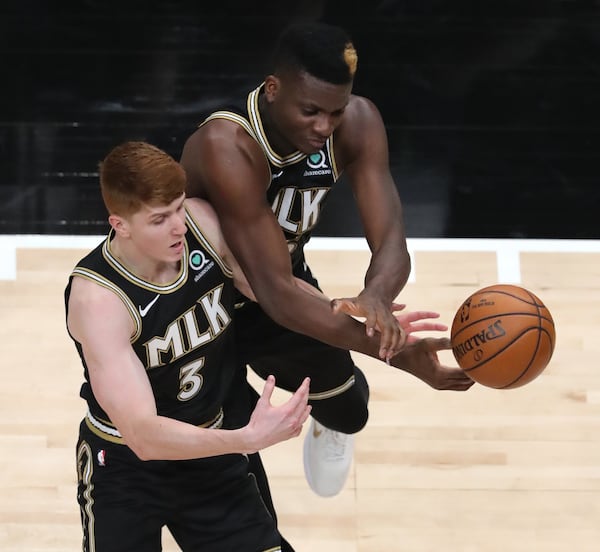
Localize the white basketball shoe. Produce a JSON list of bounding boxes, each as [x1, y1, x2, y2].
[[303, 418, 354, 497]]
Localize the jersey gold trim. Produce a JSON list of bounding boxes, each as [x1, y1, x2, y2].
[[200, 111, 259, 142], [307, 375, 356, 401], [185, 209, 234, 278], [325, 132, 340, 181], [200, 84, 341, 180], [248, 85, 307, 167], [102, 233, 189, 293], [71, 267, 142, 342], [85, 408, 225, 444]]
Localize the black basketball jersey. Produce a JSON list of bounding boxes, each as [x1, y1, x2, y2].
[[64, 209, 237, 443], [201, 83, 342, 267]]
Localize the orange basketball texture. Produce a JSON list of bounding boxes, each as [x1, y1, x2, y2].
[[450, 284, 556, 389]]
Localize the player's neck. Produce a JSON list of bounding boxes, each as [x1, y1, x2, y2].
[[258, 93, 296, 156], [110, 237, 180, 284]]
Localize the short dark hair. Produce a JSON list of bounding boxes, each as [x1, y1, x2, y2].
[[270, 21, 358, 85]]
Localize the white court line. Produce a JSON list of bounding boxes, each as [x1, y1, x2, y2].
[[0, 235, 104, 280], [308, 237, 600, 285], [1, 235, 600, 282]]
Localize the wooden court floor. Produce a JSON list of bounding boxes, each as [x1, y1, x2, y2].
[[1, 241, 600, 551]]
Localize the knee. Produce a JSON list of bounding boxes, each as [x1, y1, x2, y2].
[[343, 408, 369, 434], [310, 397, 369, 434], [309, 366, 371, 433]]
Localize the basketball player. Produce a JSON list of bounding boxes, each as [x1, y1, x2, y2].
[[64, 141, 313, 551], [180, 21, 474, 499]]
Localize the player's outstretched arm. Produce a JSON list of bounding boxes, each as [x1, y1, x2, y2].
[[181, 122, 403, 361], [336, 96, 411, 356]]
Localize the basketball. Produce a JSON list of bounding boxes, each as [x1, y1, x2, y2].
[[450, 284, 556, 389]]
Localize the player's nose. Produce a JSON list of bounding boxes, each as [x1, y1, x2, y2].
[[313, 113, 335, 137], [173, 214, 187, 235]]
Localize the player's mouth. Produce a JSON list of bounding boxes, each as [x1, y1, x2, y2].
[[171, 240, 184, 254], [307, 137, 326, 151]]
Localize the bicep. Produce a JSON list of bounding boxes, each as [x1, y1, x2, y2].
[[68, 279, 157, 431], [218, 198, 297, 305], [187, 128, 297, 304], [341, 100, 406, 251]]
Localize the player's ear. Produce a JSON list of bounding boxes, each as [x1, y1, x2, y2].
[[108, 214, 130, 238], [263, 75, 280, 103]]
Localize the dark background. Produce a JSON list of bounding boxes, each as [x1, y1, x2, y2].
[[1, 0, 597, 238]]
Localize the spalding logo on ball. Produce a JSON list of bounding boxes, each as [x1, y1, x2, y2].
[[450, 284, 556, 389]]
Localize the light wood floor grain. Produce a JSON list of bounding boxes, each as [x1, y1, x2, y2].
[[1, 242, 599, 551]]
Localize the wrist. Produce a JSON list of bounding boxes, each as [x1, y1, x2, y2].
[[237, 425, 259, 455]]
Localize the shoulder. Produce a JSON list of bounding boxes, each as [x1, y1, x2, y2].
[[67, 272, 133, 340], [184, 117, 262, 159], [185, 197, 218, 224], [334, 95, 386, 166], [181, 118, 268, 181], [68, 270, 129, 311], [184, 198, 226, 254], [344, 95, 383, 127]]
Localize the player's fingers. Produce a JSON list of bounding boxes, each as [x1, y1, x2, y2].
[[391, 303, 406, 313], [375, 309, 395, 357], [330, 297, 364, 318], [447, 374, 475, 390], [446, 380, 475, 391], [383, 314, 406, 361], [419, 336, 452, 352], [407, 321, 448, 333], [364, 309, 379, 338], [402, 310, 441, 322], [259, 375, 276, 404], [299, 404, 312, 425], [288, 377, 311, 409]]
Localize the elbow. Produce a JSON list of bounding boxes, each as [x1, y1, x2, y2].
[[253, 284, 300, 329], [270, 308, 297, 330], [259, 298, 297, 329], [126, 438, 156, 461], [121, 427, 161, 461]]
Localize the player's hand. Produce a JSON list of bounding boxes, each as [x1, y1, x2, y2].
[[244, 376, 312, 453], [331, 292, 407, 361], [390, 337, 475, 391]]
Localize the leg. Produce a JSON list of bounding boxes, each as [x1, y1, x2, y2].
[[166, 454, 283, 552], [235, 301, 370, 496], [222, 362, 297, 552], [307, 363, 370, 432], [234, 256, 372, 496], [76, 421, 163, 552], [246, 335, 370, 434]]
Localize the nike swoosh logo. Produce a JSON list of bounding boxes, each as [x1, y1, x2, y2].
[[271, 170, 283, 180], [139, 294, 160, 317]]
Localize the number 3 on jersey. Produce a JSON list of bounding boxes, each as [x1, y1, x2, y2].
[[178, 358, 204, 401]]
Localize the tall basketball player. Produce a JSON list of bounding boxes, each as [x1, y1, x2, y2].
[[181, 21, 474, 500]]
